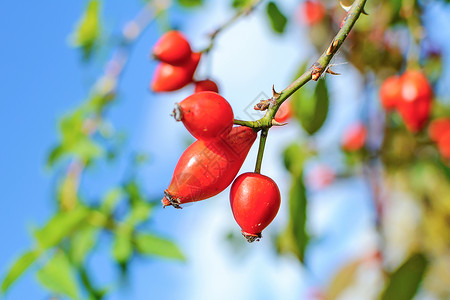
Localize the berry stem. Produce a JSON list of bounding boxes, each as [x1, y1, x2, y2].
[[254, 128, 269, 174]]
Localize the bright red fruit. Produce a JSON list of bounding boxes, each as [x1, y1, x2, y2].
[[341, 122, 367, 152], [153, 31, 192, 65], [230, 172, 281, 242], [298, 0, 326, 26], [274, 101, 292, 123], [306, 164, 335, 190], [379, 75, 401, 110], [397, 70, 433, 133], [428, 118, 450, 142], [437, 131, 450, 159], [162, 126, 257, 208], [194, 80, 219, 93], [151, 52, 201, 92], [174, 91, 234, 140]]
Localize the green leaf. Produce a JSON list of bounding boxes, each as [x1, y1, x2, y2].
[[292, 78, 329, 135], [381, 253, 428, 300], [70, 226, 98, 266], [266, 2, 287, 34], [232, 0, 252, 9], [127, 201, 152, 226], [283, 142, 311, 176], [1, 250, 40, 294], [112, 231, 132, 263], [326, 260, 362, 300], [34, 206, 90, 250], [276, 174, 308, 263], [135, 233, 185, 261], [177, 0, 202, 8], [36, 251, 79, 300], [70, 0, 101, 59], [100, 187, 124, 214]]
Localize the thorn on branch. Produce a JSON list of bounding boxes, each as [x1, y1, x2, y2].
[[311, 62, 323, 81], [272, 85, 281, 100], [272, 119, 287, 126], [340, 1, 352, 12], [326, 68, 341, 76]]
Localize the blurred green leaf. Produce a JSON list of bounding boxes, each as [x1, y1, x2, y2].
[[47, 145, 65, 167], [381, 253, 428, 300], [71, 0, 101, 60], [36, 251, 79, 300], [135, 233, 185, 261], [276, 174, 308, 262], [292, 78, 329, 135], [283, 142, 311, 176], [70, 226, 98, 266], [1, 250, 40, 294], [326, 260, 362, 300], [177, 0, 202, 8], [34, 206, 90, 250], [232, 0, 252, 9], [100, 187, 124, 214], [127, 201, 152, 226], [266, 2, 287, 34], [113, 230, 133, 263]]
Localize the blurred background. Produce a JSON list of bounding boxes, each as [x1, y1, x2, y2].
[[1, 0, 450, 299]]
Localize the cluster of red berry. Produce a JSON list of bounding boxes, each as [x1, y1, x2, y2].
[[151, 30, 218, 93], [429, 118, 450, 159], [380, 70, 433, 133], [150, 31, 281, 242]]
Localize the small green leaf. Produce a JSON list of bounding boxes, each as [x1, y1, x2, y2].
[[113, 231, 133, 263], [70, 0, 101, 59], [34, 206, 90, 250], [36, 251, 79, 300], [232, 0, 252, 9], [1, 250, 40, 293], [266, 2, 287, 34], [100, 187, 124, 214], [283, 142, 311, 176], [292, 78, 329, 135], [70, 226, 98, 266], [381, 253, 428, 300], [135, 233, 185, 261], [127, 201, 152, 226], [177, 0, 202, 8]]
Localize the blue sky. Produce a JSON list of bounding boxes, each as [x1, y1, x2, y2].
[[5, 0, 446, 299]]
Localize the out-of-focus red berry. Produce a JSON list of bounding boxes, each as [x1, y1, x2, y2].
[[397, 70, 433, 133], [437, 131, 450, 159], [194, 79, 219, 93], [152, 30, 192, 65], [274, 101, 292, 123], [341, 122, 367, 152], [379, 75, 401, 110], [298, 0, 326, 26], [306, 165, 335, 190], [428, 118, 450, 142]]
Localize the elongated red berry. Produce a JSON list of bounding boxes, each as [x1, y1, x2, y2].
[[341, 122, 367, 152], [437, 131, 450, 159], [230, 172, 281, 242], [194, 80, 219, 93], [397, 70, 433, 133], [173, 91, 234, 140], [153, 30, 192, 65], [162, 126, 257, 208], [298, 0, 326, 26], [379, 75, 401, 110], [151, 52, 201, 92]]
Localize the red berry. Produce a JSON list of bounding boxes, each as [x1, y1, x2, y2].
[[428, 118, 450, 142], [379, 75, 401, 110], [162, 126, 257, 208], [153, 31, 192, 65], [298, 0, 326, 26], [397, 70, 433, 133], [151, 52, 201, 92], [274, 101, 292, 123], [230, 172, 281, 242], [173, 91, 234, 140], [306, 164, 335, 190], [341, 122, 367, 152], [437, 131, 450, 159], [194, 80, 219, 93]]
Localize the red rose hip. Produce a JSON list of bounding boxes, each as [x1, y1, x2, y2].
[[230, 172, 281, 242], [341, 122, 367, 152], [162, 126, 257, 208], [379, 75, 401, 110], [152, 30, 192, 65], [194, 80, 219, 93], [173, 91, 234, 140]]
